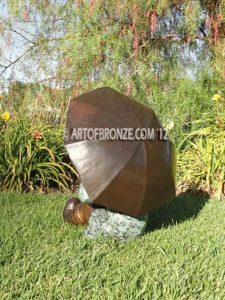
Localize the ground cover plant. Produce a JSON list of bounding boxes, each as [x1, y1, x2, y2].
[[0, 192, 225, 299]]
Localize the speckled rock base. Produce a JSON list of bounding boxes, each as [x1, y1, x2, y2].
[[77, 183, 92, 204], [85, 209, 148, 241]]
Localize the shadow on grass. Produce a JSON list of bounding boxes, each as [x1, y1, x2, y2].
[[146, 188, 210, 232]]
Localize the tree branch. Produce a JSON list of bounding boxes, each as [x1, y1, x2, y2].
[[0, 45, 36, 77], [12, 29, 36, 45], [199, 25, 207, 37]]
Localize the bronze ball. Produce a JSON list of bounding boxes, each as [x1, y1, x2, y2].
[[63, 197, 94, 225]]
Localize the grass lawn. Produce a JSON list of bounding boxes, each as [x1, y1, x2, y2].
[[0, 192, 225, 300]]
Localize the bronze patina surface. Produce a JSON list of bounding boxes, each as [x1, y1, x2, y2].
[[63, 197, 94, 225], [65, 87, 176, 217]]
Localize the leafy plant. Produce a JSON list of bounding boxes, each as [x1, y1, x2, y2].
[[177, 122, 225, 198], [0, 116, 77, 192]]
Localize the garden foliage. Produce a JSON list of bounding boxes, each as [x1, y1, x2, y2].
[[0, 116, 77, 192], [0, 1, 225, 196]]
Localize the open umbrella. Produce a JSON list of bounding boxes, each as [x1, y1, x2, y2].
[[65, 87, 176, 217]]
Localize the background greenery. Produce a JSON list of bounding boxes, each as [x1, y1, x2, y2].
[[0, 1, 225, 194]]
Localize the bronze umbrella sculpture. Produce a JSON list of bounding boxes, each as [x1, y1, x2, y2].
[[64, 87, 176, 218]]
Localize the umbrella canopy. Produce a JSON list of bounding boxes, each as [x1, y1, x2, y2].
[[65, 87, 176, 217]]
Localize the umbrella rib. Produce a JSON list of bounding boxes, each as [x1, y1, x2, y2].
[[129, 103, 148, 214], [141, 113, 158, 208]]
